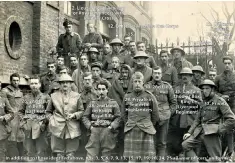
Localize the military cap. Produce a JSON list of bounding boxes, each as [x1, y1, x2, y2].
[[110, 38, 124, 46], [170, 46, 186, 55], [91, 62, 103, 69], [179, 67, 193, 75], [58, 74, 73, 82], [192, 65, 205, 74], [199, 79, 217, 89], [88, 47, 99, 53], [133, 51, 149, 59], [63, 18, 72, 27], [222, 55, 233, 62]]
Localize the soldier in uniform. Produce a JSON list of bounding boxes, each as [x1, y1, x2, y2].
[[170, 46, 193, 76], [87, 47, 101, 64], [192, 65, 205, 88], [167, 67, 202, 159], [40, 60, 57, 94], [144, 66, 177, 161], [69, 54, 78, 75], [102, 43, 112, 64], [0, 91, 13, 162], [214, 55, 235, 158], [56, 56, 65, 74], [103, 56, 121, 83], [208, 68, 217, 82], [159, 50, 178, 89], [46, 74, 84, 162], [123, 41, 137, 68], [132, 51, 153, 83], [103, 38, 126, 71], [182, 79, 235, 162], [122, 72, 159, 162], [136, 41, 157, 68], [78, 72, 97, 159], [108, 64, 133, 158], [56, 19, 82, 67], [72, 53, 91, 93], [2, 73, 24, 161], [82, 23, 103, 53], [19, 76, 50, 161], [91, 62, 111, 91], [83, 80, 121, 162], [120, 35, 131, 56]]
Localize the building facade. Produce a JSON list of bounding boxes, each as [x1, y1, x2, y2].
[[0, 1, 154, 84]]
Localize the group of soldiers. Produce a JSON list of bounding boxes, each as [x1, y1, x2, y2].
[[1, 18, 235, 163]]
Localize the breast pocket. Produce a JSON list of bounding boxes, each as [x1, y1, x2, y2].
[[162, 73, 172, 83]]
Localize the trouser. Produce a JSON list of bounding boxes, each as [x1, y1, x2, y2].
[[155, 119, 169, 162], [167, 124, 188, 158], [76, 122, 89, 158], [24, 131, 48, 161], [85, 127, 117, 162], [112, 125, 124, 162], [0, 139, 6, 162], [51, 135, 80, 162], [182, 133, 222, 162], [6, 141, 24, 162]]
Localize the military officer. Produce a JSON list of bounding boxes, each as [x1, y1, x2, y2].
[[2, 73, 24, 160], [167, 67, 202, 158], [132, 51, 153, 83], [19, 76, 50, 161], [46, 74, 84, 162], [214, 55, 235, 158], [82, 23, 103, 53], [192, 65, 205, 87], [182, 79, 235, 162], [83, 80, 121, 162], [144, 66, 177, 161], [0, 92, 13, 162], [170, 46, 193, 78], [40, 59, 57, 94], [102, 43, 112, 64], [123, 72, 159, 162], [159, 50, 178, 89], [56, 19, 82, 67], [136, 41, 157, 68]]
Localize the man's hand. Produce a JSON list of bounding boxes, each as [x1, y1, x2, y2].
[[108, 126, 112, 129], [0, 116, 4, 122], [90, 126, 93, 130], [67, 113, 76, 120], [221, 95, 229, 101], [40, 123, 46, 132], [183, 133, 191, 140], [85, 43, 91, 48]]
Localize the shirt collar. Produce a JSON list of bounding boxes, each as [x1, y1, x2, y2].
[[64, 32, 74, 37]]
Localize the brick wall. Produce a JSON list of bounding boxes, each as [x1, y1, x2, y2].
[[0, 1, 33, 84]]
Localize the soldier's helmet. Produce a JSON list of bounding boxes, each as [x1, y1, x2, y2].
[[58, 74, 73, 82], [88, 47, 99, 53], [109, 38, 124, 46], [199, 79, 217, 89], [170, 46, 186, 55], [192, 65, 205, 74], [133, 51, 149, 59], [179, 67, 193, 75]]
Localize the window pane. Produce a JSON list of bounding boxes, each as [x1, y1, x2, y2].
[[64, 1, 68, 14], [68, 2, 71, 16]]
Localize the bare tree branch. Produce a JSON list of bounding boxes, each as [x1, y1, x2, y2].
[[223, 2, 230, 19], [222, 2, 229, 18], [200, 12, 212, 26], [208, 4, 220, 22]]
